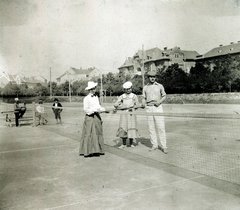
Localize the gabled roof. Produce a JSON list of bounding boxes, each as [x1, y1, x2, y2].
[[165, 46, 184, 55], [163, 47, 199, 60], [119, 57, 134, 69], [70, 67, 93, 75], [196, 42, 240, 60], [134, 47, 162, 60], [56, 67, 95, 79], [0, 72, 46, 85], [21, 76, 45, 84], [182, 50, 200, 60]]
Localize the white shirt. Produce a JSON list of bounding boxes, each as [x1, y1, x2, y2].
[[36, 104, 44, 113], [83, 94, 105, 115], [143, 82, 166, 105]]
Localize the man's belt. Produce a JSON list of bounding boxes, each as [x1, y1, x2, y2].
[[146, 103, 155, 106]]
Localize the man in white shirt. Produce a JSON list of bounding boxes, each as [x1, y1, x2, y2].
[[142, 71, 168, 154]]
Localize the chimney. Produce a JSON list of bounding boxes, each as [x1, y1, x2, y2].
[[219, 44, 223, 47], [164, 47, 167, 50]]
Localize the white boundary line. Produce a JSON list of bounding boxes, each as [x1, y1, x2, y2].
[[0, 143, 79, 154]]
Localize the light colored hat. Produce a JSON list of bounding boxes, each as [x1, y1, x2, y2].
[[15, 98, 19, 101], [123, 81, 132, 89], [85, 81, 98, 90], [147, 71, 157, 77]]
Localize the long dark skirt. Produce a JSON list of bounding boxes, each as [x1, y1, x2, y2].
[[79, 113, 105, 157]]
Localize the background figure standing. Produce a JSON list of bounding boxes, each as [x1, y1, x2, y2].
[[13, 98, 26, 127], [52, 98, 63, 124], [114, 81, 140, 148], [79, 81, 106, 158], [35, 100, 47, 126], [142, 71, 168, 154]]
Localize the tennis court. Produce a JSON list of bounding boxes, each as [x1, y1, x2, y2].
[[1, 103, 240, 209]]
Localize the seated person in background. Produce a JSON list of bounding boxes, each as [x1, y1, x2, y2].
[[19, 102, 27, 118], [13, 98, 27, 127], [35, 100, 47, 125]]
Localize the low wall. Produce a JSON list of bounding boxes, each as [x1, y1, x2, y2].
[[2, 93, 240, 104], [165, 92, 240, 104]]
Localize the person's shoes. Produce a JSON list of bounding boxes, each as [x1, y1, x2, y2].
[[149, 146, 158, 151], [162, 148, 168, 154], [130, 144, 135, 148], [118, 145, 126, 149], [159, 146, 168, 154]]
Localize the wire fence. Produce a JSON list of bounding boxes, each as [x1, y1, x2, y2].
[[1, 102, 240, 185]]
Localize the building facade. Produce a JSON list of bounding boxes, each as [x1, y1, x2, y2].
[[56, 67, 102, 84], [118, 47, 199, 77]]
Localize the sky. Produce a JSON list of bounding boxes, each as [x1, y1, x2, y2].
[[0, 0, 240, 81]]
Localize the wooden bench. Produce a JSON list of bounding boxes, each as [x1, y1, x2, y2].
[[1, 102, 34, 127], [1, 102, 49, 127]]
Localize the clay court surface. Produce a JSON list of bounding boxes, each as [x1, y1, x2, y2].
[[1, 103, 240, 209]]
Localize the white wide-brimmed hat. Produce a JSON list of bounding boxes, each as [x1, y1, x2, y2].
[[15, 98, 19, 101], [85, 81, 98, 90], [123, 81, 132, 89]]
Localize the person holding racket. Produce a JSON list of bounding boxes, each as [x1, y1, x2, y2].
[[79, 81, 106, 158], [52, 98, 63, 124], [142, 71, 168, 154], [114, 81, 140, 149]]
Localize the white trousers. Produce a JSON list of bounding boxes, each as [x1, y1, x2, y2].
[[146, 105, 167, 148]]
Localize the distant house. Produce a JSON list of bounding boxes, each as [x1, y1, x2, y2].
[[21, 76, 47, 88], [118, 47, 199, 77], [0, 70, 14, 87], [0, 72, 46, 88], [196, 41, 240, 70], [56, 67, 101, 84]]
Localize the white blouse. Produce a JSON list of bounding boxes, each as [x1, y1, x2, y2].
[[83, 94, 105, 115]]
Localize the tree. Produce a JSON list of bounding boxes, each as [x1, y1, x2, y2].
[[33, 83, 49, 96], [19, 84, 29, 96], [189, 63, 212, 93], [48, 81, 58, 96], [132, 75, 144, 95], [2, 82, 21, 96], [159, 64, 189, 93], [210, 58, 232, 92]]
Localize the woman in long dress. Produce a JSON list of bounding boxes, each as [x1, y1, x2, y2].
[[79, 81, 106, 157]]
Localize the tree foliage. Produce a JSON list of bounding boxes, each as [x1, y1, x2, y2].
[[2, 55, 240, 97]]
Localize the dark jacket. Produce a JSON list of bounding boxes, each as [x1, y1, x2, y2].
[[52, 102, 63, 112]]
